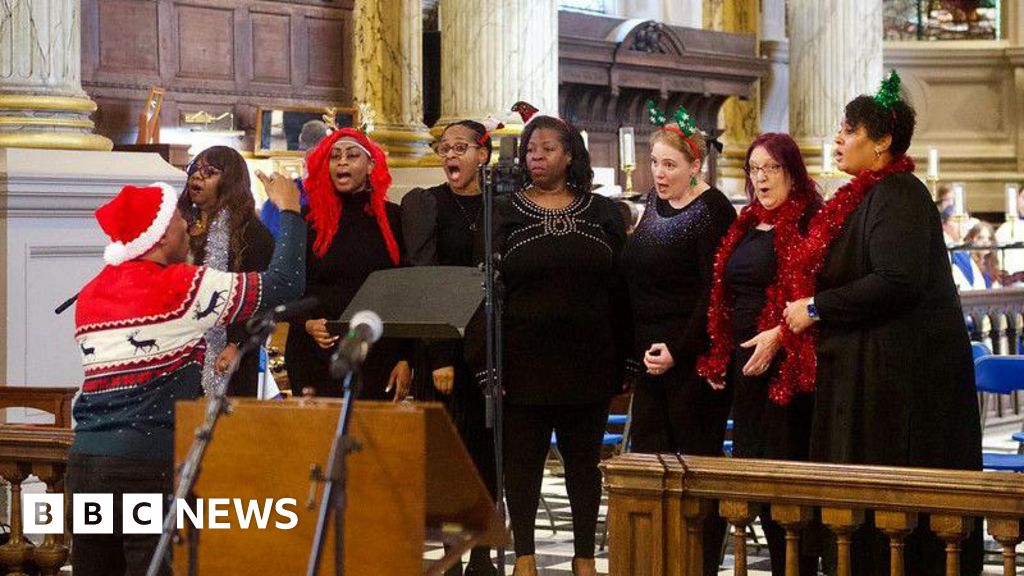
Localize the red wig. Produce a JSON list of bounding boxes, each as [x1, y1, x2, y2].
[[301, 128, 400, 263], [743, 133, 821, 210]]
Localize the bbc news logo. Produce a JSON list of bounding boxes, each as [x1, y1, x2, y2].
[[23, 494, 298, 534]]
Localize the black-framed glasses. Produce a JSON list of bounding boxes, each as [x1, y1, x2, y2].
[[745, 163, 783, 178], [188, 164, 223, 179], [435, 142, 480, 158]]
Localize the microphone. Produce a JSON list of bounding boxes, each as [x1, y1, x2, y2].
[[328, 310, 384, 379], [245, 296, 320, 334]]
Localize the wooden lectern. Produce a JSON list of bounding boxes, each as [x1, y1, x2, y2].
[[174, 399, 506, 575]]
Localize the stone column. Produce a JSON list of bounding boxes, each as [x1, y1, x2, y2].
[[760, 0, 788, 134], [704, 0, 761, 196], [0, 0, 111, 151], [787, 0, 883, 166], [353, 0, 433, 167], [435, 0, 558, 133]]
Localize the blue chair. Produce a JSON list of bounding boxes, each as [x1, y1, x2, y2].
[[975, 355, 1024, 471], [972, 342, 991, 360]]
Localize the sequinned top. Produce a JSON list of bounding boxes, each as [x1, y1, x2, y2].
[[621, 188, 736, 368]]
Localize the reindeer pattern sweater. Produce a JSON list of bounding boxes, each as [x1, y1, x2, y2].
[[71, 211, 307, 461]]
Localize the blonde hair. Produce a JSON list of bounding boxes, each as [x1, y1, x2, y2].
[[649, 129, 707, 167]]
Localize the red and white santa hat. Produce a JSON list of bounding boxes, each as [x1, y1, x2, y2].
[[95, 182, 178, 266]]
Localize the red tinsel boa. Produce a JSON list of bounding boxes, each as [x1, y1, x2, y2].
[[697, 155, 916, 405]]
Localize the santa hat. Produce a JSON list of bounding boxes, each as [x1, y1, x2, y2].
[[95, 182, 178, 266]]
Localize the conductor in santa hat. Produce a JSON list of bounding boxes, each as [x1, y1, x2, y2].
[[67, 171, 304, 575]]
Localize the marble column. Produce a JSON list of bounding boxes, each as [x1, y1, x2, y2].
[[760, 0, 788, 134], [0, 0, 111, 151], [353, 0, 433, 167], [435, 0, 558, 133], [705, 0, 761, 196], [787, 0, 883, 153]]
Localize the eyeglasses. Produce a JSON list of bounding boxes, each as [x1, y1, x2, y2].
[[188, 164, 223, 179], [746, 163, 783, 178], [435, 142, 480, 158]]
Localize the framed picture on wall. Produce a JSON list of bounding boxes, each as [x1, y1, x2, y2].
[[254, 105, 357, 157]]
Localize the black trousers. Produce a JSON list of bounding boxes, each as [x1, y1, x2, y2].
[[630, 366, 732, 576], [66, 453, 173, 576], [503, 401, 609, 559]]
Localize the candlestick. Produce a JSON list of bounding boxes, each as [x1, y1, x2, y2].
[[580, 130, 589, 152], [952, 183, 965, 217], [622, 165, 637, 199], [927, 147, 939, 180], [821, 140, 834, 175], [1006, 183, 1019, 220], [618, 126, 635, 168]]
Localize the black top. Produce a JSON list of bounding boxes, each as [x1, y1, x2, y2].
[[621, 188, 737, 367], [400, 184, 481, 393], [725, 228, 776, 341], [194, 217, 274, 397], [469, 191, 630, 406], [285, 192, 406, 398], [811, 172, 982, 470], [402, 183, 481, 267]]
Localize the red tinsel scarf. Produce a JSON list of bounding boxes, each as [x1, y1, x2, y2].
[[697, 155, 916, 405]]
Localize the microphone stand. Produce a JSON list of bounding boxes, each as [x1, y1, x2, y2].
[[305, 350, 366, 576], [145, 311, 281, 576], [478, 155, 509, 573]]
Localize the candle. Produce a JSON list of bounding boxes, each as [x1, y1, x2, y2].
[[927, 147, 939, 179], [822, 140, 834, 174], [618, 127, 635, 168], [1007, 183, 1020, 218], [952, 183, 965, 216], [580, 130, 589, 152]]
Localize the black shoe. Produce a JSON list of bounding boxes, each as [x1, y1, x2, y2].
[[464, 557, 497, 576]]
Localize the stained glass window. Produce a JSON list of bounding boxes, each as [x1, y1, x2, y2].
[[884, 0, 1001, 41], [559, 0, 609, 14]]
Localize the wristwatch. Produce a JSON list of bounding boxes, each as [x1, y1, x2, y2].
[[806, 297, 820, 321]]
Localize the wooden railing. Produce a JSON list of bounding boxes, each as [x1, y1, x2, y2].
[[0, 387, 76, 576], [604, 453, 1024, 576], [961, 288, 1024, 356]]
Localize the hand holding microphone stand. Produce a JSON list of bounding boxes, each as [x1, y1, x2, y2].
[[145, 296, 318, 576], [306, 310, 384, 576]]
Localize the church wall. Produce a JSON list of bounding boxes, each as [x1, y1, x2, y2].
[[80, 0, 355, 147]]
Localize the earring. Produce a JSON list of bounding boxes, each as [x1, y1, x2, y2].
[[690, 175, 698, 187], [874, 149, 882, 159]]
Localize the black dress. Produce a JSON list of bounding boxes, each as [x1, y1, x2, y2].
[[726, 228, 813, 461], [286, 192, 406, 398], [725, 227, 816, 576], [621, 188, 734, 576], [621, 189, 736, 455], [400, 184, 496, 499], [812, 172, 982, 575]]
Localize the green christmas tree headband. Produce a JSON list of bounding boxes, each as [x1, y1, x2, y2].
[[647, 100, 702, 161], [874, 70, 902, 109]]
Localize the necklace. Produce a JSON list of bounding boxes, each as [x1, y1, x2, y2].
[[450, 191, 481, 232], [189, 211, 210, 237]]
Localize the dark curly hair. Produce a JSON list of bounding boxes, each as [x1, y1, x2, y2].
[[177, 146, 259, 270], [441, 119, 494, 162], [844, 95, 916, 156], [518, 116, 593, 195]]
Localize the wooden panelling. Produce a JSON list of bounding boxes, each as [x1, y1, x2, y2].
[[305, 16, 346, 88], [81, 0, 354, 146], [97, 0, 159, 73], [250, 10, 291, 84], [175, 4, 235, 79]]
